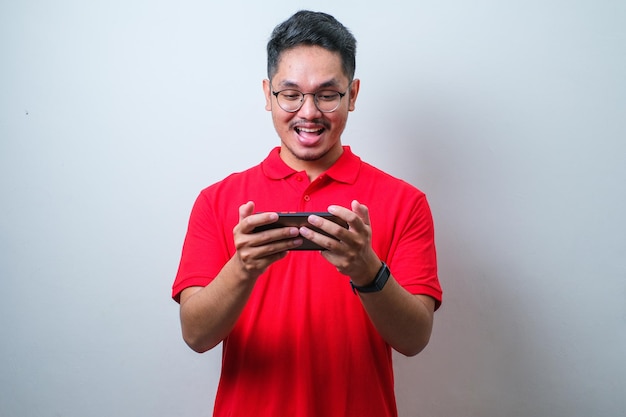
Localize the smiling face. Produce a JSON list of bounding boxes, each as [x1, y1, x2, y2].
[[263, 45, 360, 178]]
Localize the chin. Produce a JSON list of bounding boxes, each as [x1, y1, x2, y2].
[[294, 148, 328, 162], [285, 143, 328, 162]]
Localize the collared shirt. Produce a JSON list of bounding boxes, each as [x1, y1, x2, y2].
[[173, 146, 441, 417]]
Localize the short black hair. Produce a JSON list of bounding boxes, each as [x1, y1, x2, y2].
[[267, 10, 357, 81]]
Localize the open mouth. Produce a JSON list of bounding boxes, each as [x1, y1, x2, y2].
[[295, 126, 325, 135]]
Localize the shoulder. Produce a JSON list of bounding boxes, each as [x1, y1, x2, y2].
[[199, 163, 264, 196], [358, 159, 426, 198], [198, 148, 281, 197]]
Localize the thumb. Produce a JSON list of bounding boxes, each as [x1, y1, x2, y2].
[[239, 201, 256, 220], [351, 200, 371, 226]]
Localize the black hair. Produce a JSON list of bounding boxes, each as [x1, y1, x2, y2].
[[267, 10, 357, 81]]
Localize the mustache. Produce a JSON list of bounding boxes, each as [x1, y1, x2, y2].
[[290, 119, 330, 130]]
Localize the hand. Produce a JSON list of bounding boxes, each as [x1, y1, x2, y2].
[[232, 201, 303, 279], [299, 200, 382, 283]]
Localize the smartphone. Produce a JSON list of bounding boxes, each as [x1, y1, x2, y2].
[[253, 212, 348, 250]]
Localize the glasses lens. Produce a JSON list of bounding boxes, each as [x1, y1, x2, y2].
[[315, 91, 342, 112], [277, 90, 303, 112]]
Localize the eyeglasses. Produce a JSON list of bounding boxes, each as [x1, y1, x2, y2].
[[271, 84, 349, 113]]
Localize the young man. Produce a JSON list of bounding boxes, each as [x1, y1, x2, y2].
[[172, 10, 442, 417]]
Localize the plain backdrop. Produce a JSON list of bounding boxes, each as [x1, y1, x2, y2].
[[1, 1, 625, 416]]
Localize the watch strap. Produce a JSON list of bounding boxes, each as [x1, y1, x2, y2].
[[351, 262, 390, 294]]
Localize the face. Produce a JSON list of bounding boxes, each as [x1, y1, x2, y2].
[[263, 45, 360, 174]]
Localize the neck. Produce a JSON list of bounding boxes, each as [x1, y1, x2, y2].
[[280, 144, 344, 181]]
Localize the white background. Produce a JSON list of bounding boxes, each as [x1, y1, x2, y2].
[[1, 1, 625, 416]]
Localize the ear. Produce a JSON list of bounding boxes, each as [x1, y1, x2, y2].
[[347, 78, 360, 112], [263, 79, 272, 111]]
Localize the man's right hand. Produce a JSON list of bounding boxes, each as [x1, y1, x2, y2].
[[232, 201, 303, 280], [179, 201, 302, 353]]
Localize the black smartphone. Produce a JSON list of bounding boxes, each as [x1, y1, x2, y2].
[[253, 212, 348, 250]]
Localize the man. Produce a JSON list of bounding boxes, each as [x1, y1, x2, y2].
[[172, 10, 442, 417]]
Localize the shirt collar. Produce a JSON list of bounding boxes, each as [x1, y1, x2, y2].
[[262, 146, 361, 184]]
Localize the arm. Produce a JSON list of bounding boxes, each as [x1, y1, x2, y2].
[[354, 273, 435, 357], [299, 200, 436, 356], [179, 201, 303, 353]]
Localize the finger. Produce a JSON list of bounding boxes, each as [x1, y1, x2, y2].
[[239, 201, 255, 221], [253, 225, 302, 248], [298, 226, 341, 252], [351, 200, 371, 226], [306, 212, 351, 242], [327, 204, 353, 224], [328, 204, 364, 232], [238, 203, 280, 234]]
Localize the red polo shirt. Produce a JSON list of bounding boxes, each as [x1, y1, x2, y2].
[[173, 146, 441, 417]]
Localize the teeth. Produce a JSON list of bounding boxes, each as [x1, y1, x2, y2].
[[297, 127, 322, 133]]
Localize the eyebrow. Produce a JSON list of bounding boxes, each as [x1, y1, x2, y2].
[[277, 79, 343, 90]]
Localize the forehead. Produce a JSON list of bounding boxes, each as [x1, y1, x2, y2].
[[273, 45, 348, 89]]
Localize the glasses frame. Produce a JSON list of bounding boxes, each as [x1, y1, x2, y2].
[[270, 84, 350, 113]]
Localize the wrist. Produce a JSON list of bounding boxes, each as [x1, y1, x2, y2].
[[229, 255, 263, 284], [349, 256, 383, 286], [350, 262, 390, 294]]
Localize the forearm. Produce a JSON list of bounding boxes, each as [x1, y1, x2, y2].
[[358, 275, 435, 357], [305, 202, 436, 356], [179, 258, 257, 353]]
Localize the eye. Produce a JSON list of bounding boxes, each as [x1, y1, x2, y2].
[[316, 91, 340, 101], [279, 90, 302, 101]]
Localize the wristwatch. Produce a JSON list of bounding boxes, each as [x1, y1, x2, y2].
[[350, 262, 390, 294]]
